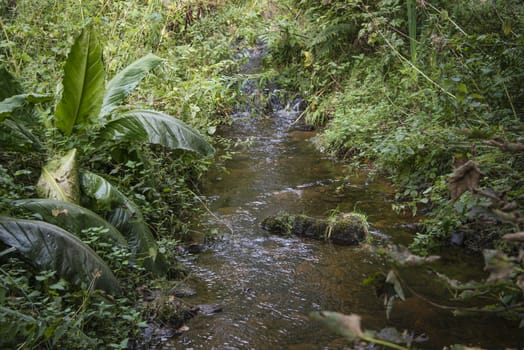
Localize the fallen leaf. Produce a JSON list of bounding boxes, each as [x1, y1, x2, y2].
[[483, 250, 514, 282], [177, 325, 190, 332], [483, 139, 524, 152], [309, 311, 363, 340], [516, 275, 524, 296], [502, 231, 524, 241], [448, 160, 480, 202], [389, 245, 440, 266], [51, 208, 68, 217]]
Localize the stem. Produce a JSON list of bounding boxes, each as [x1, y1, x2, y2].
[[189, 189, 234, 235], [425, 2, 468, 36], [377, 24, 456, 99], [401, 271, 524, 314], [0, 17, 19, 74], [79, 0, 85, 22], [407, 0, 417, 62], [503, 82, 518, 120]]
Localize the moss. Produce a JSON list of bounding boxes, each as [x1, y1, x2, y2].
[[261, 213, 294, 235], [261, 212, 369, 245]]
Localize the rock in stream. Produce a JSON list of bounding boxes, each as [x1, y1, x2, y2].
[[261, 212, 369, 245]]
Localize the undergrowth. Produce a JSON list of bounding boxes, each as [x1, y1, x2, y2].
[[264, 0, 524, 333], [266, 0, 524, 251], [0, 0, 271, 348]]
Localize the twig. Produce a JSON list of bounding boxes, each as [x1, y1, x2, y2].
[[291, 81, 335, 126], [399, 272, 524, 314], [502, 82, 518, 121], [424, 1, 468, 36], [483, 139, 524, 153], [377, 26, 456, 99], [189, 189, 234, 235]]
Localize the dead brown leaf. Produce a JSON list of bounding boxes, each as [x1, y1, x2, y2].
[[310, 311, 364, 340], [51, 208, 68, 217], [502, 231, 524, 241], [483, 250, 514, 282], [516, 274, 524, 296], [448, 160, 481, 202], [483, 139, 524, 152], [389, 245, 440, 266]]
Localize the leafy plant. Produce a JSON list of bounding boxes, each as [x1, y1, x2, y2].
[[310, 311, 419, 350], [80, 171, 168, 276], [36, 148, 81, 203], [53, 27, 105, 136], [24, 24, 214, 275], [0, 1, 248, 348], [48, 25, 213, 157], [0, 67, 52, 152], [13, 198, 128, 246], [0, 216, 121, 294]]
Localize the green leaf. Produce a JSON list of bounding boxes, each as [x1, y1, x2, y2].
[[80, 171, 167, 276], [100, 53, 163, 118], [14, 198, 127, 246], [49, 282, 66, 290], [101, 109, 214, 156], [0, 305, 38, 323], [0, 66, 22, 101], [54, 26, 105, 135], [0, 93, 53, 121], [37, 148, 80, 203], [0, 118, 42, 151], [457, 83, 467, 94], [0, 216, 121, 294]]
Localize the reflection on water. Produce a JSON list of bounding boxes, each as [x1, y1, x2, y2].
[[169, 103, 523, 349]]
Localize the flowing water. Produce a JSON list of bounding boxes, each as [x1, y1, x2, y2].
[[167, 50, 524, 350]]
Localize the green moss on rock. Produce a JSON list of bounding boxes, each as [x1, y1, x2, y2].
[[261, 212, 368, 245]]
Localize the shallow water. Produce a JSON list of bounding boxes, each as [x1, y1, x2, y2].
[[168, 83, 523, 350]]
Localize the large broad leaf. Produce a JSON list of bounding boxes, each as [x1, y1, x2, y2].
[[37, 148, 80, 203], [0, 118, 42, 151], [14, 199, 127, 246], [0, 93, 53, 121], [100, 53, 163, 118], [0, 66, 22, 101], [101, 109, 214, 156], [54, 26, 105, 135], [80, 171, 167, 276], [0, 216, 121, 295]]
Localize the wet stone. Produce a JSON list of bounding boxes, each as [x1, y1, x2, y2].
[[171, 284, 197, 298], [186, 243, 206, 254], [261, 212, 369, 245], [197, 304, 223, 316]]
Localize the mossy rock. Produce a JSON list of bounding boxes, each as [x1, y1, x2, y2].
[[261, 212, 368, 245]]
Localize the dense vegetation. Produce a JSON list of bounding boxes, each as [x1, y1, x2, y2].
[[264, 0, 524, 335], [1, 0, 523, 348], [0, 0, 260, 347]]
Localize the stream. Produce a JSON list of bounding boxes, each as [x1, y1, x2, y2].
[[167, 48, 524, 350]]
